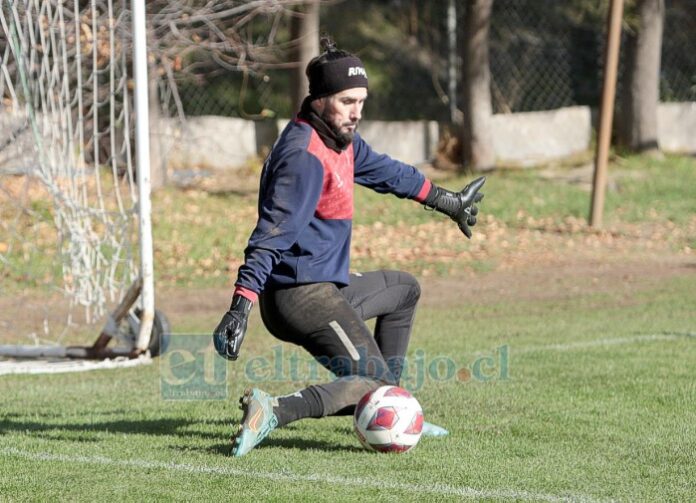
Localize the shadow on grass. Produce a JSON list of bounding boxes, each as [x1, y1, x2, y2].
[[0, 413, 227, 441], [204, 435, 364, 457], [1, 413, 364, 454]]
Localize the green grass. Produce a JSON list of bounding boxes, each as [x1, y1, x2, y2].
[[2, 153, 695, 500], [605, 155, 696, 225], [147, 153, 696, 288], [414, 154, 696, 227], [3, 154, 695, 289], [1, 273, 694, 501]]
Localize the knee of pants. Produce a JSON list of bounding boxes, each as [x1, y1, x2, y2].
[[384, 270, 421, 308]]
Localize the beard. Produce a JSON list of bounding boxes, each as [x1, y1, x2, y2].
[[321, 112, 358, 146], [335, 129, 355, 146]]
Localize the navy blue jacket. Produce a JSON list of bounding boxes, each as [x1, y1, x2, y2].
[[235, 118, 430, 298]]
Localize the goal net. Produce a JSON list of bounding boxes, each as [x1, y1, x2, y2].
[[0, 0, 159, 366]]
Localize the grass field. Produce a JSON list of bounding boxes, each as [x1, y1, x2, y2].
[[1, 154, 695, 501]]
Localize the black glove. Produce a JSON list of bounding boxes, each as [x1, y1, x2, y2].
[[212, 294, 252, 361], [423, 176, 486, 238]]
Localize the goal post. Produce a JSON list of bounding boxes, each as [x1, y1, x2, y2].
[[131, 0, 155, 352], [0, 0, 165, 366]]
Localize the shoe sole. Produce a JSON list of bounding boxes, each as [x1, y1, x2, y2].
[[230, 388, 253, 456]]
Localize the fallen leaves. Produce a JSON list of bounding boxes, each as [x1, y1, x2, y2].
[[350, 212, 696, 278]]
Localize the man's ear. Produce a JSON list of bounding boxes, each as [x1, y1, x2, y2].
[[311, 97, 326, 115]]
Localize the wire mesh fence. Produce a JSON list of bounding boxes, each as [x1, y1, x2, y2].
[[166, 0, 695, 121], [490, 2, 582, 114], [489, 0, 695, 113], [660, 2, 696, 101]]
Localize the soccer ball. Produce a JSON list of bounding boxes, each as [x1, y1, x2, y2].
[[353, 385, 424, 453]]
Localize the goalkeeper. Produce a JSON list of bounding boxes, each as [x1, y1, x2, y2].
[[213, 38, 485, 457]]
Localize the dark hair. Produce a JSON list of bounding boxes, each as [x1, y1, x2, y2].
[[320, 36, 338, 54], [306, 35, 352, 77]]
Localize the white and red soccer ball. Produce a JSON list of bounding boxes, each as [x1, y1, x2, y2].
[[353, 385, 424, 453]]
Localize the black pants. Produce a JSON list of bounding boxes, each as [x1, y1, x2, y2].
[[259, 270, 420, 417]]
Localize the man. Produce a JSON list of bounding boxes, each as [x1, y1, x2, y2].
[[213, 38, 485, 457]]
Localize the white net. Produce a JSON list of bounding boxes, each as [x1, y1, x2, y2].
[[0, 0, 139, 346]]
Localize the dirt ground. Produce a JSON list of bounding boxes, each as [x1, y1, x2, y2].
[[3, 163, 695, 342], [156, 238, 695, 326], [1, 220, 694, 343]]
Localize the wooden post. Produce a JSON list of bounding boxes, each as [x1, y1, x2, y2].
[[589, 0, 625, 228]]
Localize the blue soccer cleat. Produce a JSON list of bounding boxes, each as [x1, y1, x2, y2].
[[231, 388, 279, 457], [421, 421, 449, 437]]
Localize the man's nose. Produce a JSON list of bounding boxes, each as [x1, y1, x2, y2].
[[351, 105, 361, 121]]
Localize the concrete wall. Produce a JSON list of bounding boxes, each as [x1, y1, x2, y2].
[[358, 120, 439, 165], [162, 107, 592, 170], [490, 106, 592, 167], [160, 117, 440, 171], [658, 102, 696, 153], [160, 116, 257, 171], [0, 112, 35, 174], [160, 110, 593, 171], [3, 102, 694, 176]]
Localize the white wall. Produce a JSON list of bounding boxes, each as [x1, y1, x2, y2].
[[490, 106, 592, 166], [145, 102, 696, 173], [6, 103, 693, 177], [160, 116, 257, 171], [658, 102, 696, 153]]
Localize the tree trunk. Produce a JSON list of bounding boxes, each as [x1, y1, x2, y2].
[[147, 26, 165, 190], [618, 0, 664, 152], [289, 1, 320, 114], [461, 0, 495, 172], [148, 74, 166, 190]]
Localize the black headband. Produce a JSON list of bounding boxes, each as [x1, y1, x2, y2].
[[307, 55, 369, 99]]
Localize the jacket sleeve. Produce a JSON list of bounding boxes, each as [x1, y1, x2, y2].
[[352, 133, 429, 201], [235, 149, 324, 296]]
